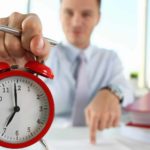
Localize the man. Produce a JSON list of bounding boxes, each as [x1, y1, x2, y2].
[[45, 0, 134, 143], [0, 0, 134, 144]]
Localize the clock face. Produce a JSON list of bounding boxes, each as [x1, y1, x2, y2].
[[0, 71, 54, 148]]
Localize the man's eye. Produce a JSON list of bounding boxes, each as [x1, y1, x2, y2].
[[82, 13, 92, 18], [65, 11, 73, 17]]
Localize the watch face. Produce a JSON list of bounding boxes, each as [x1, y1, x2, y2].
[[0, 71, 54, 148]]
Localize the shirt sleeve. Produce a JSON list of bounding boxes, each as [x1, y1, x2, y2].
[[105, 51, 135, 107]]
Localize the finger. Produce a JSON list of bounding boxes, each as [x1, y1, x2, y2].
[[0, 17, 8, 25], [8, 12, 26, 28], [30, 35, 50, 61], [22, 13, 43, 51], [112, 111, 121, 127], [5, 12, 27, 57], [84, 108, 91, 126], [113, 116, 119, 127], [0, 17, 14, 63], [89, 115, 99, 144], [106, 112, 115, 128], [98, 113, 109, 130]]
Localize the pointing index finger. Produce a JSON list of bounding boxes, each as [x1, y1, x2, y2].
[[89, 115, 99, 144]]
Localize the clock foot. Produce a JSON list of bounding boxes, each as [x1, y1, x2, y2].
[[40, 138, 49, 150]]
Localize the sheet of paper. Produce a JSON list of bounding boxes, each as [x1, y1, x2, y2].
[[0, 138, 132, 150], [48, 138, 131, 150]]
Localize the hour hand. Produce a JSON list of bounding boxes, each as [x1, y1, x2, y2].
[[5, 105, 20, 128], [2, 111, 16, 136], [6, 111, 16, 127]]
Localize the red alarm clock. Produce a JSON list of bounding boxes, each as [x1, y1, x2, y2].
[[0, 61, 54, 149]]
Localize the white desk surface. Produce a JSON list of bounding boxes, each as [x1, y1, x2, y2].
[[0, 125, 150, 150]]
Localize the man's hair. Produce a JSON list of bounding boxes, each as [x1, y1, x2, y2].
[[97, 0, 101, 8], [60, 0, 102, 9]]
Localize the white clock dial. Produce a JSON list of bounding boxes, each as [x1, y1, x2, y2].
[[0, 76, 50, 144]]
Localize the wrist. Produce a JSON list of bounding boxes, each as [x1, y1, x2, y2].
[[100, 85, 124, 104]]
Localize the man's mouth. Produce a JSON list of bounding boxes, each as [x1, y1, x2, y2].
[[72, 30, 82, 35]]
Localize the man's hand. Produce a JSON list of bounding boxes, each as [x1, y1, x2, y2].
[[0, 12, 51, 66], [85, 89, 121, 144]]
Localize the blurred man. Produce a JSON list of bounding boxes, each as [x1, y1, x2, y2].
[[45, 0, 134, 143]]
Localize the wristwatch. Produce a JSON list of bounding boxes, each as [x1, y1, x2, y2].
[[100, 85, 124, 104]]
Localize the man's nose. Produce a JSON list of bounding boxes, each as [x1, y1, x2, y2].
[[72, 14, 83, 27]]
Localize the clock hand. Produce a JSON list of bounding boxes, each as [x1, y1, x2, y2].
[[6, 111, 16, 127], [6, 105, 20, 127], [5, 105, 20, 127], [14, 83, 18, 107], [5, 82, 20, 128], [2, 106, 20, 136], [2, 111, 16, 136]]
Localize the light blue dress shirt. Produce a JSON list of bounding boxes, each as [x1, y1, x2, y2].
[[45, 41, 134, 118]]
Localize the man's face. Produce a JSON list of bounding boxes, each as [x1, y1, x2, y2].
[[60, 0, 100, 48]]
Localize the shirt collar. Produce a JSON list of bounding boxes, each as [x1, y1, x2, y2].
[[61, 40, 93, 63]]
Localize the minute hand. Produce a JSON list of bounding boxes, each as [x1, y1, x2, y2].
[[14, 83, 18, 107]]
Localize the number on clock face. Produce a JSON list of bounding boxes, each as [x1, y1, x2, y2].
[[0, 76, 50, 144]]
